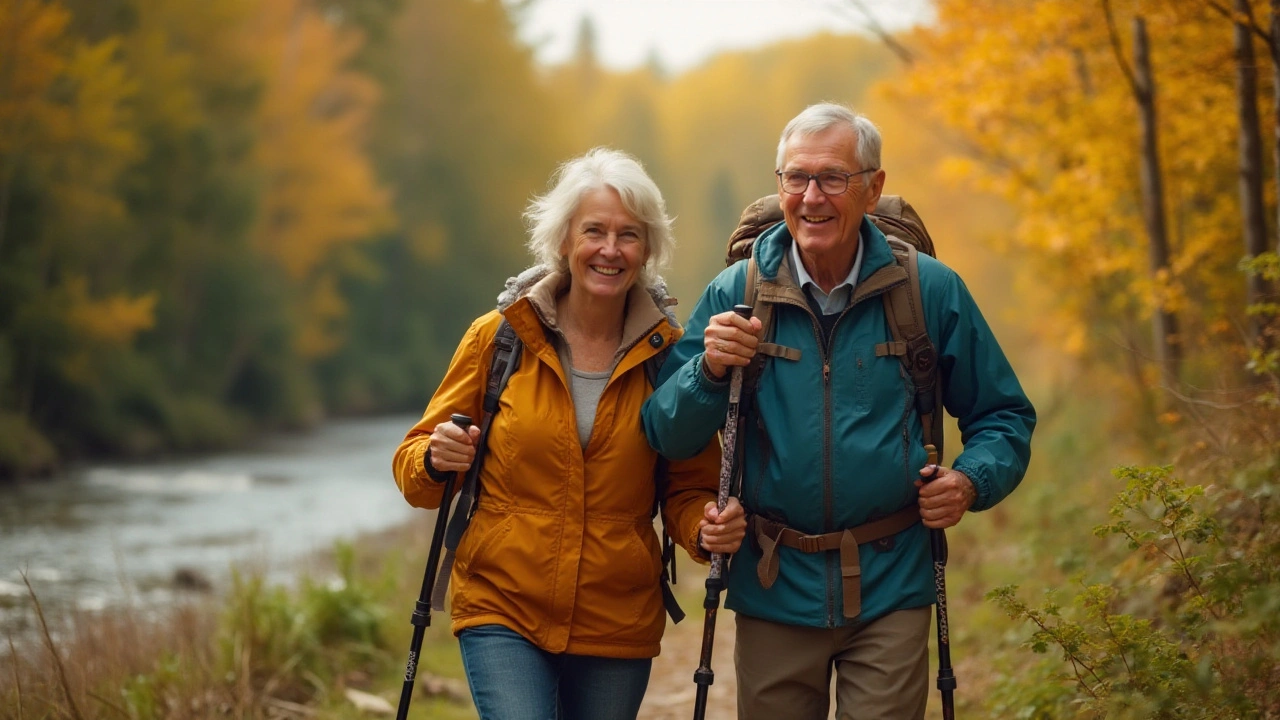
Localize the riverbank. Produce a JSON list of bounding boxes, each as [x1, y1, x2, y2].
[[0, 415, 422, 642], [0, 412, 738, 718], [2, 515, 474, 720], [1, 511, 742, 720]]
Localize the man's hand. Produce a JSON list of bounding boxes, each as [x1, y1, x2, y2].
[[702, 310, 763, 380], [914, 465, 976, 529], [698, 496, 747, 554]]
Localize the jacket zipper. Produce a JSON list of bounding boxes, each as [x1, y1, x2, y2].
[[764, 265, 909, 628], [820, 282, 904, 627]]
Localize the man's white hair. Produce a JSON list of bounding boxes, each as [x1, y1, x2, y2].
[[776, 103, 882, 171]]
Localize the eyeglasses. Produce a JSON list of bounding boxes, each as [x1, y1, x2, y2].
[[775, 168, 878, 195]]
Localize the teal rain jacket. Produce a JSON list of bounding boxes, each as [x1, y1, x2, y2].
[[641, 217, 1035, 628]]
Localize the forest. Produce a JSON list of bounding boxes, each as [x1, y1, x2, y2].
[[2, 0, 1278, 717]]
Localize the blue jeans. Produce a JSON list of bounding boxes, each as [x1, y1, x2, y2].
[[458, 624, 652, 720]]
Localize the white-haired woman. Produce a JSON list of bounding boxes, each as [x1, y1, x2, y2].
[[393, 148, 745, 720]]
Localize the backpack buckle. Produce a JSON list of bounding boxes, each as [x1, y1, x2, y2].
[[915, 346, 936, 373], [797, 534, 824, 553]]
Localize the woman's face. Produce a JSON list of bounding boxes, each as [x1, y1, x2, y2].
[[561, 186, 648, 302]]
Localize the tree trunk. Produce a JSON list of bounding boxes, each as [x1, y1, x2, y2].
[[1236, 0, 1270, 344], [1273, 0, 1280, 257], [1133, 17, 1180, 384]]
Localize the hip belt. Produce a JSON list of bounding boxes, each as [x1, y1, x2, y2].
[[747, 504, 921, 619]]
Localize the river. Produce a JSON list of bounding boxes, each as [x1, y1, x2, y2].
[[0, 414, 425, 636]]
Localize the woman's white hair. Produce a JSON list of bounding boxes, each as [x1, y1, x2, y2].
[[775, 103, 882, 171], [524, 147, 674, 286]]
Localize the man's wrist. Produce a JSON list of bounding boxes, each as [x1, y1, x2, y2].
[[699, 355, 729, 384]]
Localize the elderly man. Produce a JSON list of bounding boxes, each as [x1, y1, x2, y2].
[[641, 103, 1035, 719]]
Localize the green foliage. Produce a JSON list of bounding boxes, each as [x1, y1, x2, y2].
[[118, 653, 188, 720], [218, 569, 319, 691], [300, 542, 388, 650], [988, 465, 1280, 719], [216, 542, 391, 703], [0, 409, 57, 476]]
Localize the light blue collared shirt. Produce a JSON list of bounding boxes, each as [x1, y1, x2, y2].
[[789, 234, 865, 315]]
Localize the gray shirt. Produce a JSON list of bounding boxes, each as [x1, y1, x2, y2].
[[567, 367, 610, 448], [555, 338, 618, 449]]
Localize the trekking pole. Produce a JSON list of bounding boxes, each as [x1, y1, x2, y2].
[[396, 413, 472, 720], [692, 304, 753, 720], [923, 444, 957, 720]]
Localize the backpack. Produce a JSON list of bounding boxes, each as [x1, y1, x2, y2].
[[726, 194, 944, 463], [429, 320, 686, 623]]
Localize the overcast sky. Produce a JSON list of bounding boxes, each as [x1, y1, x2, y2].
[[514, 0, 934, 73]]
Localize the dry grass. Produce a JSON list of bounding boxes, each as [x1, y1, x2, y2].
[[1, 518, 477, 720], [2, 577, 222, 720]]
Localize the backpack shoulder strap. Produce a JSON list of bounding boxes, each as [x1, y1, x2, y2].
[[644, 345, 673, 524], [741, 255, 781, 392], [430, 318, 521, 610], [875, 239, 944, 462], [642, 339, 686, 623]]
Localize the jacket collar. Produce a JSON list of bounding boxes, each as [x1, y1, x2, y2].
[[498, 266, 680, 368], [753, 216, 907, 308]]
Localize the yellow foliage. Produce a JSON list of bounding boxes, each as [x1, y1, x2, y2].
[[0, 0, 139, 236], [249, 0, 393, 358], [62, 277, 157, 344], [295, 275, 347, 359], [408, 221, 448, 264], [900, 0, 1265, 372], [0, 0, 71, 159], [252, 0, 393, 279]]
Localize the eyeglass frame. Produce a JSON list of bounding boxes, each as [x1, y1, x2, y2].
[[775, 168, 879, 195]]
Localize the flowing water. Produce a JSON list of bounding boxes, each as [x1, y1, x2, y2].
[[0, 414, 424, 636]]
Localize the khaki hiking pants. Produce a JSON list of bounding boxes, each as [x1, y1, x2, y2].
[[734, 606, 931, 720]]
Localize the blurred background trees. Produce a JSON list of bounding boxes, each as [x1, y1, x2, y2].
[[4, 0, 1277, 475], [2, 0, 1279, 715]]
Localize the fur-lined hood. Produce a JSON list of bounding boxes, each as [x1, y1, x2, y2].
[[496, 264, 679, 328]]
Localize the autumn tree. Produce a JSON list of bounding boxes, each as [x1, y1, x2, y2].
[[250, 0, 392, 361], [903, 0, 1260, 426], [320, 0, 570, 411], [0, 0, 144, 472]]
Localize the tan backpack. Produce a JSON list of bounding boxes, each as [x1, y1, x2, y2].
[[725, 195, 945, 461]]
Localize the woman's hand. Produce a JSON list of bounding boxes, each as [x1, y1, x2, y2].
[[428, 420, 481, 474], [698, 496, 747, 554]]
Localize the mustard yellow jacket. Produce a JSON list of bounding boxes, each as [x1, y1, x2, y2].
[[393, 269, 719, 659]]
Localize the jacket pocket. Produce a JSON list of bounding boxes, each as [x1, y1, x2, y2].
[[572, 520, 664, 637], [625, 521, 662, 591], [457, 510, 514, 579]]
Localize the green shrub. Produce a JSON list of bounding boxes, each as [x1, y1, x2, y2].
[[215, 542, 393, 704], [988, 465, 1280, 719]]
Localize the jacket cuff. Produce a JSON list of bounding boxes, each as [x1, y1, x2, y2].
[[422, 447, 451, 484], [686, 523, 711, 565], [952, 460, 991, 512], [695, 354, 731, 393]]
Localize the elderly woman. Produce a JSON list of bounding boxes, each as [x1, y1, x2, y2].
[[392, 148, 746, 720]]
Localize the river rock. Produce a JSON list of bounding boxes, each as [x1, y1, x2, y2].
[[343, 688, 394, 715]]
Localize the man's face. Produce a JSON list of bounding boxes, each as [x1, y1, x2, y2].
[[778, 127, 885, 262]]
